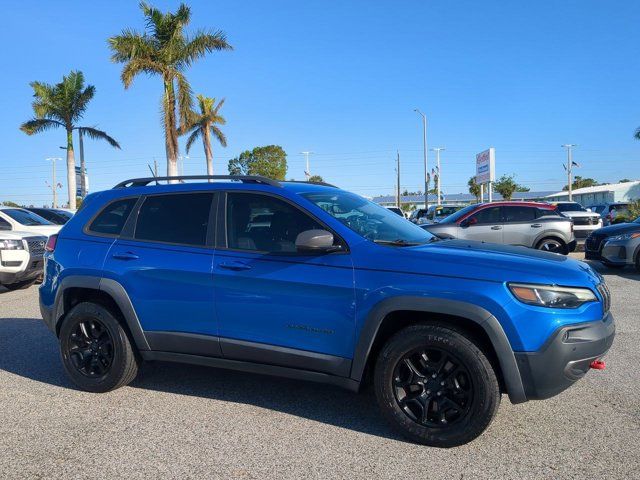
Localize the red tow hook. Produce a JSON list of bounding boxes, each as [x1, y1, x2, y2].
[[590, 360, 606, 370]]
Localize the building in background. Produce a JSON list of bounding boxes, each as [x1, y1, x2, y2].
[[545, 181, 640, 205], [373, 191, 556, 210]]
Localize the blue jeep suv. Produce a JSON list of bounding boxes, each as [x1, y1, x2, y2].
[[39, 176, 615, 447]]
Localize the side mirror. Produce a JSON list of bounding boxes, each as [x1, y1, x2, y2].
[[295, 229, 341, 253], [460, 217, 477, 228], [586, 207, 592, 212]]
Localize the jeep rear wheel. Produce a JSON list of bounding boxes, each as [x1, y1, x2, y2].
[[374, 324, 500, 447], [59, 302, 139, 393]]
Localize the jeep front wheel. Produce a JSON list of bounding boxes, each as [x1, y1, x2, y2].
[[59, 302, 139, 393], [374, 324, 500, 447]]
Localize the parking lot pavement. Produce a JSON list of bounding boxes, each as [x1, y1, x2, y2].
[[0, 259, 638, 479]]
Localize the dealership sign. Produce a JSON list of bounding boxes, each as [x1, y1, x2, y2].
[[475, 148, 495, 184]]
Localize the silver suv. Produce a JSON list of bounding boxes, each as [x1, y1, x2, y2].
[[550, 201, 602, 240], [422, 201, 576, 254]]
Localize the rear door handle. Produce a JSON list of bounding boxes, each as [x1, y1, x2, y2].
[[491, 225, 502, 230], [112, 252, 139, 261], [531, 224, 542, 228], [218, 261, 252, 271]]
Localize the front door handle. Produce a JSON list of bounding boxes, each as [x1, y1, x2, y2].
[[218, 261, 252, 271], [491, 225, 502, 230], [112, 252, 139, 261], [531, 223, 542, 228]]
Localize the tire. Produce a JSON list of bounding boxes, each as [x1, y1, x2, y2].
[[59, 302, 139, 393], [2, 279, 37, 290], [535, 237, 567, 255], [636, 252, 640, 273], [374, 324, 501, 447]]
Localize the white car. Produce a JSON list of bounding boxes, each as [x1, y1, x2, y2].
[[550, 201, 602, 240], [0, 207, 61, 237], [0, 231, 47, 290]]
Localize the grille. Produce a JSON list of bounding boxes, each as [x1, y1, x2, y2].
[[26, 238, 46, 256], [597, 283, 611, 314], [573, 217, 591, 226], [585, 234, 604, 252]]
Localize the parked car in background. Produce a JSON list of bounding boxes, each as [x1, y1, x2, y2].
[[385, 206, 405, 218], [0, 207, 61, 237], [26, 208, 74, 225], [422, 202, 576, 254], [587, 202, 631, 226], [585, 217, 640, 270], [408, 208, 428, 224], [549, 201, 602, 240], [0, 231, 47, 290], [39, 175, 613, 447], [421, 204, 465, 224]]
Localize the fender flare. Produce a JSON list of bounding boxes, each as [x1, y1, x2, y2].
[[52, 275, 150, 351], [533, 231, 567, 248], [349, 296, 527, 404]]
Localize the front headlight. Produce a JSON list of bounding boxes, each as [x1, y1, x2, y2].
[[508, 282, 597, 309], [0, 239, 24, 250], [608, 232, 640, 242]]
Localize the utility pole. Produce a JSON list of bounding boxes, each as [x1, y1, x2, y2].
[[300, 151, 314, 180], [431, 147, 445, 205], [562, 144, 578, 201], [45, 157, 62, 208], [178, 155, 189, 176], [153, 158, 159, 177], [414, 109, 428, 209], [78, 129, 86, 198], [396, 150, 401, 208]]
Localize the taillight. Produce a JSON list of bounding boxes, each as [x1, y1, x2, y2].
[[45, 234, 58, 252]]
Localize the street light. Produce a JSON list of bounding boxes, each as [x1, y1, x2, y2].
[[431, 147, 445, 205], [45, 157, 62, 208], [414, 109, 428, 209], [561, 144, 578, 201], [178, 155, 190, 176]]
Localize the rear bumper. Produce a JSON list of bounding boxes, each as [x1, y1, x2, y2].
[[514, 313, 615, 400]]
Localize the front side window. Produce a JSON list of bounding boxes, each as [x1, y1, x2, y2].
[[226, 193, 324, 252], [2, 208, 53, 226], [302, 191, 435, 245], [89, 198, 138, 236], [470, 206, 502, 224], [135, 193, 213, 246], [503, 206, 536, 223]]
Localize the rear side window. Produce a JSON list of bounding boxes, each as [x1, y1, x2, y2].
[[504, 206, 536, 222], [88, 198, 137, 236], [134, 193, 213, 246]]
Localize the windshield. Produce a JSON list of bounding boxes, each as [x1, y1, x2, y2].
[[2, 208, 53, 226], [438, 204, 478, 224], [433, 206, 462, 218], [302, 191, 435, 245], [555, 203, 587, 212]]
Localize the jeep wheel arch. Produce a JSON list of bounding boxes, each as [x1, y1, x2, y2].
[[350, 296, 527, 404]]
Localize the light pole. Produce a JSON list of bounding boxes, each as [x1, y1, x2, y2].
[[414, 109, 428, 209], [562, 144, 578, 201], [431, 147, 445, 205], [45, 157, 62, 208], [178, 155, 189, 176], [300, 151, 314, 180]]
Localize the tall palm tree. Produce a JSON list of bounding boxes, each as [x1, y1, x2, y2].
[[108, 2, 232, 179], [184, 95, 227, 176], [20, 70, 120, 210]]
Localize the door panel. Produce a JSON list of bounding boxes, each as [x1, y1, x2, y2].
[[502, 206, 539, 246], [459, 206, 503, 243], [214, 192, 356, 360]]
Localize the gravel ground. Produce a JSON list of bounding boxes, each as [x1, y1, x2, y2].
[[0, 256, 638, 479]]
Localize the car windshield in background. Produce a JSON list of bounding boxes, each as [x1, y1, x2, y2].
[[302, 191, 435, 245], [2, 208, 53, 226], [435, 206, 462, 217], [438, 204, 478, 224], [555, 203, 587, 212]]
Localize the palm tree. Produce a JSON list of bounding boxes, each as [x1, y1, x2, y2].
[[20, 71, 120, 210], [109, 2, 232, 179], [184, 95, 227, 176]]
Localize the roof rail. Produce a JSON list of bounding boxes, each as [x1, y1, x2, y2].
[[113, 175, 281, 189], [281, 180, 338, 188]]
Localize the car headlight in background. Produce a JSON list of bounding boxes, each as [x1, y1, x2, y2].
[[0, 239, 25, 250], [508, 283, 597, 309], [608, 232, 640, 242]]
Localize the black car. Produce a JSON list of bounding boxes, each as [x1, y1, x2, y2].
[[585, 217, 640, 263], [25, 208, 73, 225]]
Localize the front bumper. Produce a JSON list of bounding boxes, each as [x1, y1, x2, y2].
[[601, 240, 634, 265], [514, 313, 615, 400], [0, 253, 43, 284]]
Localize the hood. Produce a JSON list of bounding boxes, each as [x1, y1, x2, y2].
[[374, 239, 602, 288], [18, 225, 61, 237], [592, 222, 640, 237], [0, 230, 38, 240], [561, 211, 600, 218]]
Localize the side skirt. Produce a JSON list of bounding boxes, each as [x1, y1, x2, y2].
[[140, 350, 361, 392]]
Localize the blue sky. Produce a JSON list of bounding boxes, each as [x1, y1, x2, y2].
[[2, 0, 639, 206]]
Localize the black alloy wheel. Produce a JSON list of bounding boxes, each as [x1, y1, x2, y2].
[[392, 347, 473, 428], [67, 318, 114, 378]]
